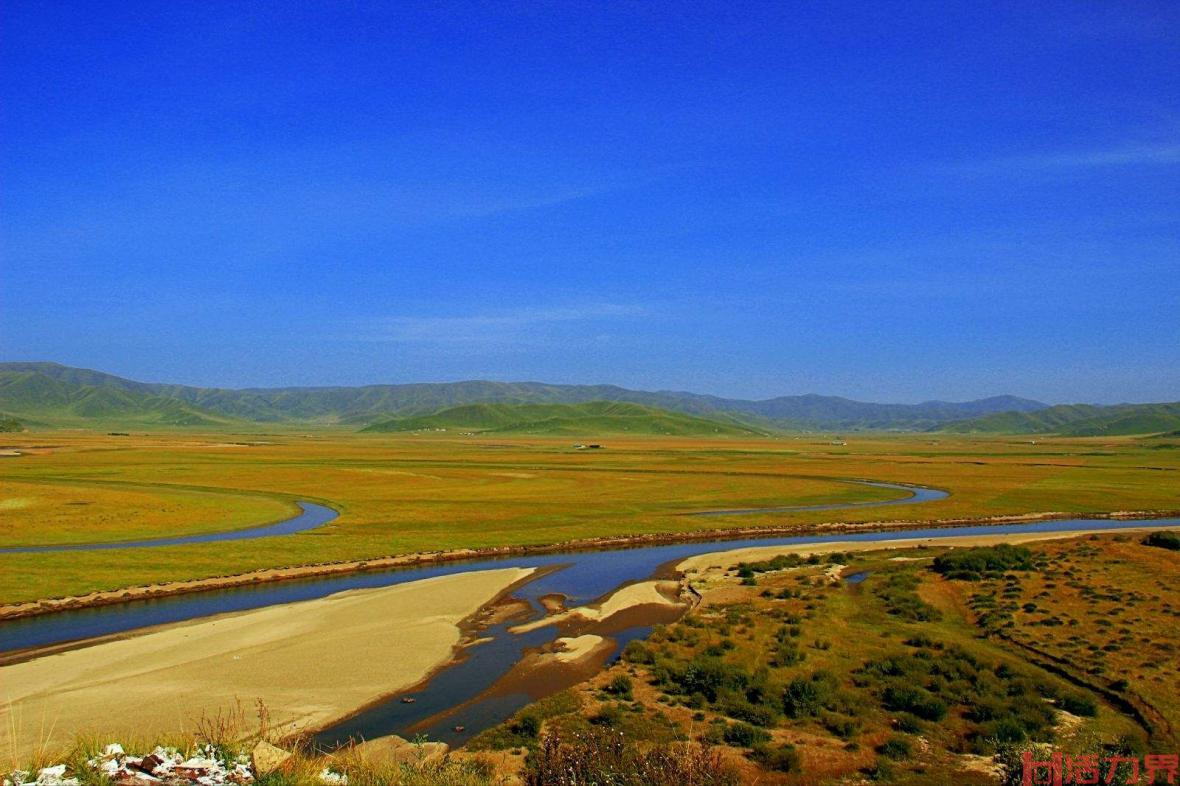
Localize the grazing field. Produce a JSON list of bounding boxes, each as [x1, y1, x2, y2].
[[474, 532, 1178, 784], [0, 430, 1178, 605]]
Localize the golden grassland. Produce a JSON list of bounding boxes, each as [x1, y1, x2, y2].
[[1, 430, 1178, 604], [960, 535, 1180, 747], [473, 533, 1176, 784], [0, 479, 295, 547]]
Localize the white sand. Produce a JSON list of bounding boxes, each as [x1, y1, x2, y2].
[[550, 635, 609, 663]]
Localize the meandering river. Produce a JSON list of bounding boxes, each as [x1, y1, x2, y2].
[[2, 482, 1178, 749]]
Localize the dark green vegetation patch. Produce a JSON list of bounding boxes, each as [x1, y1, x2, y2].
[[360, 401, 763, 436], [1142, 531, 1180, 551], [931, 544, 1040, 580]]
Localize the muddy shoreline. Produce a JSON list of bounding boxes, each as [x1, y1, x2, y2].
[[3, 506, 1178, 623]]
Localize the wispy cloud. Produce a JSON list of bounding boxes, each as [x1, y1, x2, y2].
[[947, 143, 1180, 175], [354, 304, 647, 346]]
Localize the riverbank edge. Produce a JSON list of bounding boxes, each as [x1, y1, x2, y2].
[[3, 506, 1179, 622]]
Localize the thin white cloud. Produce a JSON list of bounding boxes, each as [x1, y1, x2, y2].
[[357, 304, 646, 345], [1012, 144, 1180, 168], [948, 143, 1180, 175]]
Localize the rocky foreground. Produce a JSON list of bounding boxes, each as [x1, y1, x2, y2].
[[3, 744, 346, 786]]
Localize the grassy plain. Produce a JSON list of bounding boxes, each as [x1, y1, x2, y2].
[[0, 479, 295, 548], [475, 533, 1178, 784], [0, 430, 1178, 604]]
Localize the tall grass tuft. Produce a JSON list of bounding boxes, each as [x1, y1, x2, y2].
[[523, 728, 738, 786]]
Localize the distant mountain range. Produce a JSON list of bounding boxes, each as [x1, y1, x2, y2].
[[361, 401, 763, 436], [942, 402, 1180, 437], [0, 361, 1171, 436], [0, 361, 1050, 432]]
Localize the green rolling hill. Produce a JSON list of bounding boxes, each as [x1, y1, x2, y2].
[[0, 370, 237, 428], [361, 401, 767, 436], [941, 402, 1180, 436], [0, 361, 1049, 431], [0, 414, 23, 432]]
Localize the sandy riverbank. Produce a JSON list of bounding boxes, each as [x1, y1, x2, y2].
[[0, 567, 534, 760], [677, 525, 1180, 573]]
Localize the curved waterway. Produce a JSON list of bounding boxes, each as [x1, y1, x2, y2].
[[3, 506, 1179, 749], [0, 501, 338, 554], [686, 480, 947, 516]]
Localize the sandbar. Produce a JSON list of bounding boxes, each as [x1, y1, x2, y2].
[[511, 580, 682, 633], [550, 634, 610, 664], [0, 567, 534, 759]]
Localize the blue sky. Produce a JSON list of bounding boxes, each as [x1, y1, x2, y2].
[[2, 2, 1177, 403]]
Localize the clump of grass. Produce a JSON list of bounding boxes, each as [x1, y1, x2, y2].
[[748, 742, 800, 773], [523, 729, 737, 786], [325, 748, 498, 786], [604, 675, 634, 701], [875, 734, 912, 760]]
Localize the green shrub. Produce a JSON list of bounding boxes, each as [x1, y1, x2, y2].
[[675, 657, 749, 702], [590, 704, 623, 727], [722, 722, 771, 748], [895, 713, 923, 733], [823, 713, 862, 739], [782, 671, 839, 718], [622, 640, 654, 665], [516, 714, 541, 738], [973, 717, 1027, 751], [749, 743, 801, 773], [605, 675, 634, 700], [1143, 531, 1180, 551], [742, 554, 804, 573], [1059, 692, 1098, 717], [773, 639, 805, 667], [865, 758, 895, 781], [932, 545, 1037, 580], [881, 685, 947, 721], [717, 697, 776, 727], [876, 735, 912, 760]]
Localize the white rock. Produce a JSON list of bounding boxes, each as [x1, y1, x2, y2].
[[318, 769, 348, 786]]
